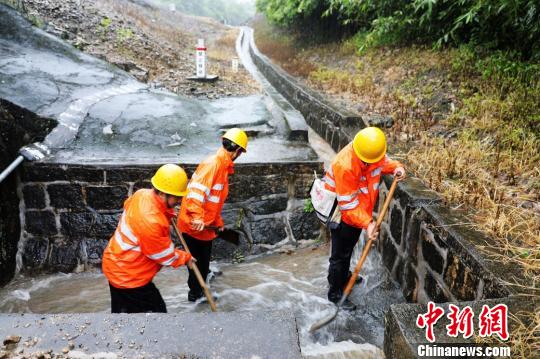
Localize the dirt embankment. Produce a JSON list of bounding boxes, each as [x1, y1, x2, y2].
[[21, 0, 259, 99]]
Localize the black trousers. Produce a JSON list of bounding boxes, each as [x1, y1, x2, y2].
[[109, 281, 167, 313], [184, 233, 213, 297], [327, 221, 363, 302]]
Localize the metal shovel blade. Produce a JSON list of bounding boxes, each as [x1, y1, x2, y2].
[[219, 228, 240, 246], [206, 226, 241, 245], [309, 307, 339, 333]]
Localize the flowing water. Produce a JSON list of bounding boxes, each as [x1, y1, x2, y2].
[[0, 239, 405, 358]]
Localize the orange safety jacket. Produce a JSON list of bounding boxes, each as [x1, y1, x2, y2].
[[324, 143, 402, 229], [102, 189, 192, 289], [177, 147, 233, 240]]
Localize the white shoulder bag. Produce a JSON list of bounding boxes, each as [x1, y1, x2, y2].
[[310, 174, 338, 225]]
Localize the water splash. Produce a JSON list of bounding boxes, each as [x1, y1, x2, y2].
[[0, 245, 403, 358]]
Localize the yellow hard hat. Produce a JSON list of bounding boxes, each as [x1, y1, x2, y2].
[[151, 164, 188, 197], [352, 127, 387, 163], [222, 128, 248, 152]]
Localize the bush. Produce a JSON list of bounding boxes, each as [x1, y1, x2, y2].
[[256, 0, 540, 59]]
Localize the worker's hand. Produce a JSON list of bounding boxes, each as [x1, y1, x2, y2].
[[393, 167, 406, 181], [187, 257, 197, 269], [367, 221, 379, 242], [192, 219, 205, 232]]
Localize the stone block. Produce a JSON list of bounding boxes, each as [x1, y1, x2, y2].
[[244, 195, 288, 215], [21, 163, 68, 182], [443, 251, 479, 301], [289, 207, 320, 241], [293, 173, 316, 198], [60, 212, 120, 239], [421, 229, 445, 274], [86, 185, 128, 210], [25, 210, 57, 236], [21, 237, 49, 269], [106, 166, 158, 183], [22, 164, 104, 183], [229, 174, 287, 201], [424, 271, 449, 303], [382, 231, 398, 272], [22, 184, 46, 209], [47, 183, 85, 209], [219, 207, 244, 228], [390, 206, 403, 246], [381, 176, 442, 207], [63, 166, 104, 183], [84, 238, 109, 265], [399, 260, 418, 302], [404, 210, 424, 265], [250, 217, 287, 245], [49, 240, 81, 272], [384, 307, 417, 359], [211, 231, 250, 261]]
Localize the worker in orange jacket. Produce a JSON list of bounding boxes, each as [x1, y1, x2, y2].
[[102, 164, 195, 313], [178, 128, 248, 302], [323, 127, 405, 310]]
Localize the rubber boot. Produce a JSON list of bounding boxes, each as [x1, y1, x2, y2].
[[328, 292, 357, 311]]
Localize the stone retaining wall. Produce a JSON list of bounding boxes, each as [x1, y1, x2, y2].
[[0, 100, 56, 285], [376, 176, 512, 304], [248, 32, 364, 153], [18, 161, 322, 273]]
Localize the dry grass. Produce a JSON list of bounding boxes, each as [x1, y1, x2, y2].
[[475, 308, 540, 358], [208, 28, 238, 62]]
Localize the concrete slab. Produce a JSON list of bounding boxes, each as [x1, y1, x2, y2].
[[384, 297, 538, 359], [0, 311, 301, 358]]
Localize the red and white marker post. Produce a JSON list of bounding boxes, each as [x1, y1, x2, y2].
[[187, 39, 218, 82], [196, 39, 207, 79]]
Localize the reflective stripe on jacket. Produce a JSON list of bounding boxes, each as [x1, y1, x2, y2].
[[102, 189, 192, 289], [177, 147, 233, 240], [324, 143, 402, 229]]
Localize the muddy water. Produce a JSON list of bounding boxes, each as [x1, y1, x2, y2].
[[0, 242, 403, 358]]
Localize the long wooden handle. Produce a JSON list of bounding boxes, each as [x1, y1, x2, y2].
[[342, 177, 399, 296], [171, 221, 217, 312]]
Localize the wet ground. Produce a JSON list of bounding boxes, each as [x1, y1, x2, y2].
[[0, 4, 316, 164], [0, 243, 405, 358]]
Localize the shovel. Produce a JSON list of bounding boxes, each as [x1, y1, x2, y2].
[[171, 221, 217, 312], [206, 226, 241, 246], [309, 176, 399, 333]]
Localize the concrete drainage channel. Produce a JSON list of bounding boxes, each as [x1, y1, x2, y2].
[[0, 3, 536, 359]]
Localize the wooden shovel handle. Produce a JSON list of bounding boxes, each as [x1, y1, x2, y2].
[[171, 221, 217, 312], [343, 177, 399, 296]]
